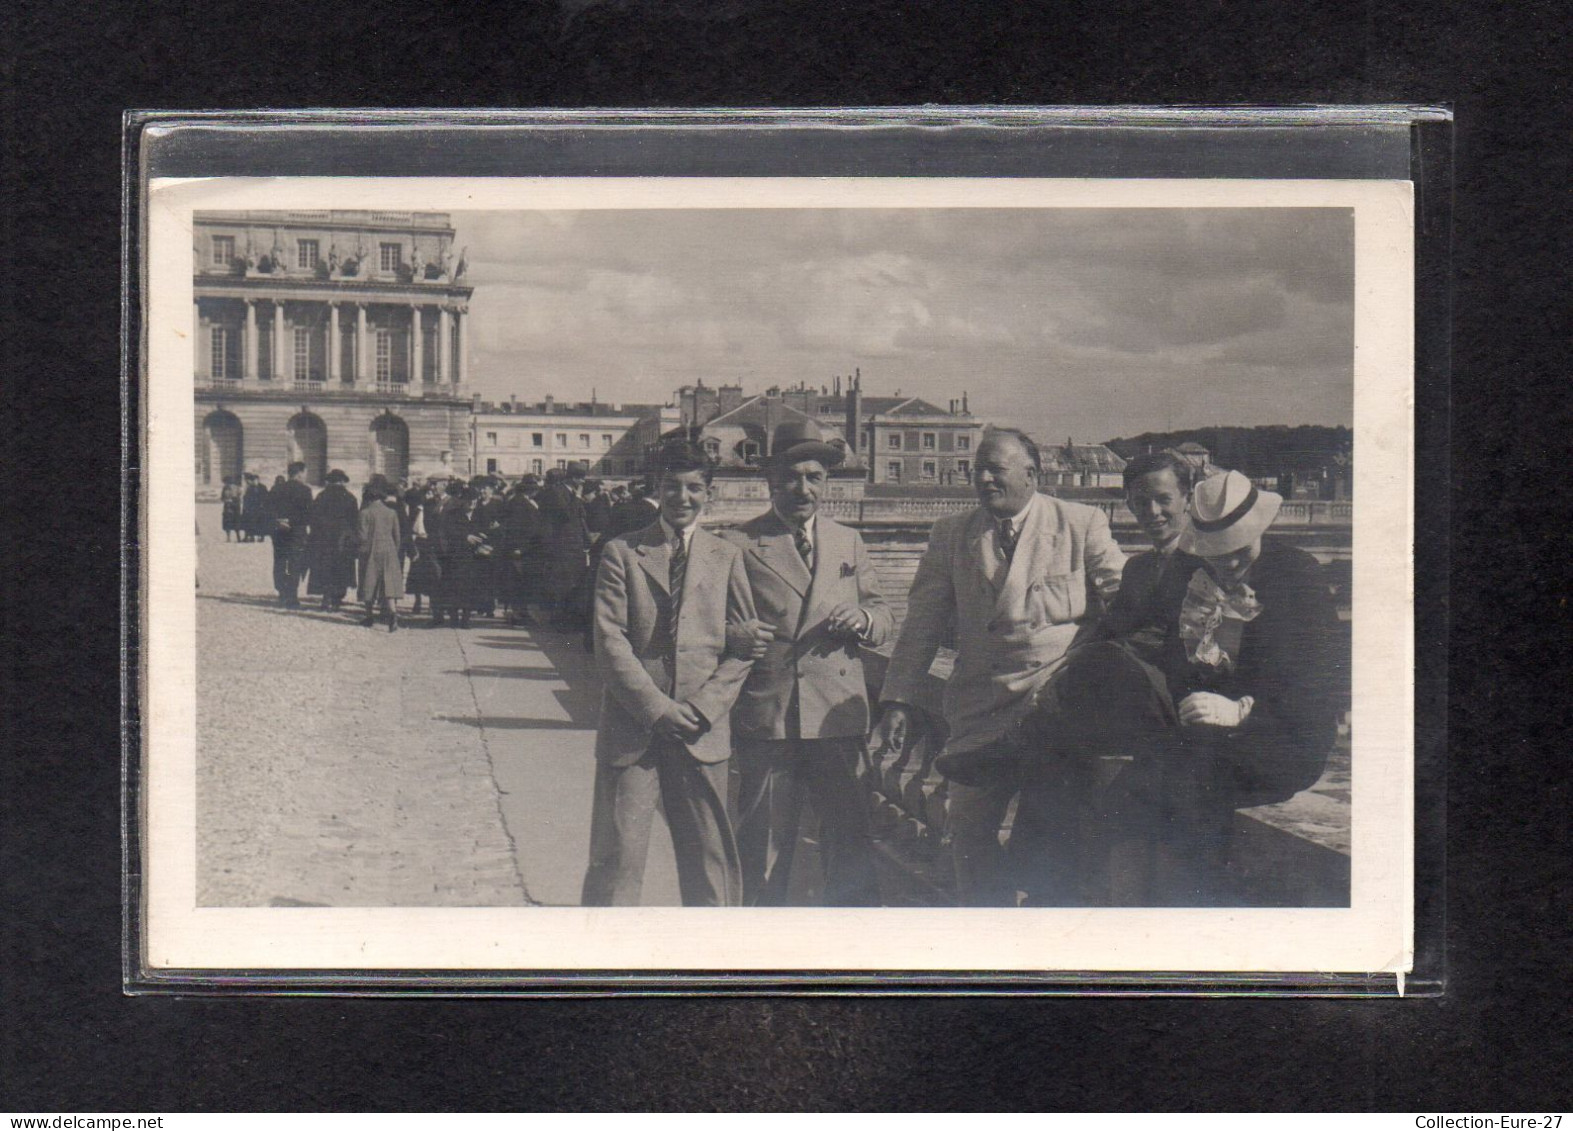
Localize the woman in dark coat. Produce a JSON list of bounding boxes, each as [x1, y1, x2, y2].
[[357, 476, 406, 631], [403, 485, 441, 616], [433, 484, 489, 628], [220, 477, 243, 541], [535, 468, 590, 629], [240, 474, 270, 542], [305, 470, 360, 611]]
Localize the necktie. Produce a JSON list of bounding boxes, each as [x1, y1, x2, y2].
[[793, 526, 813, 572], [998, 518, 1017, 564], [669, 532, 687, 622]]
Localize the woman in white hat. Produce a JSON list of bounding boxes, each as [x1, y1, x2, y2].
[[1002, 469, 1342, 905]]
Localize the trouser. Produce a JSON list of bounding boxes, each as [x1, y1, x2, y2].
[[581, 739, 742, 907], [945, 772, 1022, 907], [272, 536, 306, 602], [735, 734, 881, 907]]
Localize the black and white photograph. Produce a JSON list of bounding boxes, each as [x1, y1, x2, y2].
[[141, 176, 1414, 975]]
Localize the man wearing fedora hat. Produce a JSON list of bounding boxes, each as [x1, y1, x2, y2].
[[872, 427, 1126, 906], [719, 419, 894, 906]]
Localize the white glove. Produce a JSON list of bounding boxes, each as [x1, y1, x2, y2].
[[1178, 692, 1254, 728]]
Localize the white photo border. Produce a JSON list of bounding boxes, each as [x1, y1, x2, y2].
[[141, 176, 1413, 975]]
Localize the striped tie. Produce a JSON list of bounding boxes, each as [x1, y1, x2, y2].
[[669, 532, 687, 624], [793, 526, 813, 572]]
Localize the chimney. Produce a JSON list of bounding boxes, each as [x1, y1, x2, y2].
[[509, 393, 517, 410], [845, 370, 864, 455], [544, 394, 554, 414], [962, 391, 969, 414], [471, 393, 482, 411]]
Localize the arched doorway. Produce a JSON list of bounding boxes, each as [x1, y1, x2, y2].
[[286, 411, 328, 486], [201, 409, 243, 487], [370, 412, 409, 482]]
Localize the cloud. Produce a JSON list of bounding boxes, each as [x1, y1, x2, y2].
[[453, 207, 1353, 435]]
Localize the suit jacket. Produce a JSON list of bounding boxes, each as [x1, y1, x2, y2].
[[1103, 545, 1205, 664], [881, 492, 1126, 754], [720, 510, 895, 742], [593, 521, 757, 766]]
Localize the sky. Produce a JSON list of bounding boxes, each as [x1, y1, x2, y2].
[[452, 207, 1353, 445]]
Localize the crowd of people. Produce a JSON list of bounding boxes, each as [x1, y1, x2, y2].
[[218, 461, 651, 635], [214, 421, 1341, 909]]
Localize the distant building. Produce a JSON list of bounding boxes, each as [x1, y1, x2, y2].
[[1173, 441, 1216, 479], [1038, 438, 1128, 488], [193, 209, 475, 492], [471, 396, 681, 480], [669, 371, 984, 485]]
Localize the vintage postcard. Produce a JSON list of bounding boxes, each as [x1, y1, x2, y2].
[[137, 175, 1413, 978]]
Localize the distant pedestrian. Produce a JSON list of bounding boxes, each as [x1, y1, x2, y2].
[[269, 462, 314, 608], [306, 469, 359, 612], [220, 476, 243, 541], [357, 476, 406, 632], [403, 484, 441, 617], [240, 473, 270, 542], [501, 474, 543, 626], [537, 467, 590, 631]]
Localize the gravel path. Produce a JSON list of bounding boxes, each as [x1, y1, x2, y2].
[[195, 504, 535, 907]]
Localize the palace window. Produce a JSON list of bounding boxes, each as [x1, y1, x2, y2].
[[375, 330, 392, 381], [211, 236, 235, 267], [531, 433, 543, 448], [556, 433, 567, 447], [296, 239, 319, 269], [486, 459, 498, 474], [556, 459, 567, 470], [209, 325, 233, 379], [922, 432, 936, 450], [579, 433, 591, 448], [379, 243, 402, 272], [486, 432, 498, 446], [957, 459, 971, 480], [601, 434, 613, 448], [293, 328, 315, 381], [741, 441, 761, 465], [921, 459, 938, 479], [887, 461, 902, 482], [886, 433, 901, 450], [531, 459, 543, 474], [956, 433, 971, 452]]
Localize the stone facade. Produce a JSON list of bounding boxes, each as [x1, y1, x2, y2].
[[193, 209, 475, 494], [472, 399, 682, 481]]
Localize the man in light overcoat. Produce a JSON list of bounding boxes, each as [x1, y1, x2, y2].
[[581, 441, 757, 907], [874, 428, 1126, 905], [721, 421, 895, 906]]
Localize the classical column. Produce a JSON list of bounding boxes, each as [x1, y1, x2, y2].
[[193, 299, 202, 380], [272, 300, 286, 381], [326, 302, 339, 383], [243, 299, 258, 383], [437, 305, 452, 387], [356, 303, 369, 383], [457, 306, 470, 388], [411, 304, 424, 386]]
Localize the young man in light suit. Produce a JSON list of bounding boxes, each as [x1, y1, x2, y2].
[[873, 428, 1126, 905], [721, 421, 895, 906], [581, 441, 758, 907]]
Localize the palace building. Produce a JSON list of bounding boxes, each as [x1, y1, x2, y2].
[[193, 209, 476, 493]]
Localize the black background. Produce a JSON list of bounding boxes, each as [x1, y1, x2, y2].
[[3, 0, 1570, 1112]]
